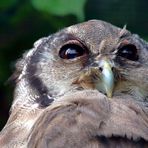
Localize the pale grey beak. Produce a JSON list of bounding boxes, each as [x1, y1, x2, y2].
[[96, 59, 114, 98]]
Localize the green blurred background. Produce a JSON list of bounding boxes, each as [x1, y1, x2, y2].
[[0, 0, 148, 130]]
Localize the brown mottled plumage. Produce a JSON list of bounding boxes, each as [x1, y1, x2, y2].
[[0, 20, 148, 148]]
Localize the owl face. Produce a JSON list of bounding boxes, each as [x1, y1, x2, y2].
[[14, 20, 148, 109]]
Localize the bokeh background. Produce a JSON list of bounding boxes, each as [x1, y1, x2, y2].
[[0, 0, 148, 130]]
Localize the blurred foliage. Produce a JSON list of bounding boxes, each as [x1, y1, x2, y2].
[[31, 0, 86, 21], [0, 0, 148, 130]]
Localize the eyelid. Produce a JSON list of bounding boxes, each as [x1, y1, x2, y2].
[[59, 39, 89, 55], [62, 39, 87, 50], [118, 43, 137, 51], [118, 39, 130, 47]]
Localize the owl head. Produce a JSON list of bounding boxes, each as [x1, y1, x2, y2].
[[12, 20, 148, 111]]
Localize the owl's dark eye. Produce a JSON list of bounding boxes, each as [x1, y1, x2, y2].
[[59, 43, 87, 59], [117, 44, 138, 61]]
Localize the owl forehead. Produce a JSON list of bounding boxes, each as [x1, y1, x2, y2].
[[65, 20, 128, 53]]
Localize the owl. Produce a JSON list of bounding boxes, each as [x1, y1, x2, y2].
[[0, 20, 148, 148]]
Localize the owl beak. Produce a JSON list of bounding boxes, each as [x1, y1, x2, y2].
[[97, 59, 114, 98]]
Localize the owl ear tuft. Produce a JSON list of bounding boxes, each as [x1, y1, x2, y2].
[[119, 25, 130, 39]]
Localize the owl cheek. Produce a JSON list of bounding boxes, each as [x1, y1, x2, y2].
[[72, 71, 96, 90], [74, 79, 96, 90]]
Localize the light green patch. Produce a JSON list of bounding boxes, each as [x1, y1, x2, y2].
[[31, 0, 86, 21]]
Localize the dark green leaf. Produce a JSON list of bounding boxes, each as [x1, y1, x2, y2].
[[0, 0, 17, 10]]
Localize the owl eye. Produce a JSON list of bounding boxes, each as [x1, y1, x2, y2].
[[59, 43, 87, 59], [117, 44, 138, 61]]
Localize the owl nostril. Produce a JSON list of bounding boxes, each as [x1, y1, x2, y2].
[[99, 67, 103, 72], [99, 67, 114, 72], [111, 67, 114, 71]]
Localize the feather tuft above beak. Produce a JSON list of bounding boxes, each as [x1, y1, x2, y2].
[[73, 59, 115, 98]]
